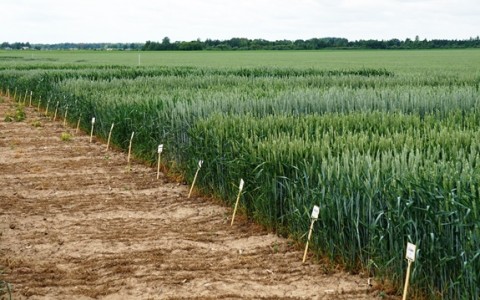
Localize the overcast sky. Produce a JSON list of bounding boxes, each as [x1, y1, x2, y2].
[[1, 0, 479, 43]]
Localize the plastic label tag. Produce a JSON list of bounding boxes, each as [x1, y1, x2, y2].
[[406, 242, 416, 261], [311, 205, 320, 220]]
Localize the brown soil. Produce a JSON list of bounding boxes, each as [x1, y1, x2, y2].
[[0, 96, 392, 299]]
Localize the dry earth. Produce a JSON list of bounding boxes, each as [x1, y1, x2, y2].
[[0, 95, 393, 299]]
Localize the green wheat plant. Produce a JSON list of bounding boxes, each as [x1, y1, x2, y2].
[[0, 51, 479, 299]]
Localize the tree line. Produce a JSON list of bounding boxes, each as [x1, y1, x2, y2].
[[143, 36, 480, 51], [1, 42, 143, 51], [2, 37, 480, 51]]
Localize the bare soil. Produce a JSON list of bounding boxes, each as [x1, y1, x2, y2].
[[0, 96, 391, 299]]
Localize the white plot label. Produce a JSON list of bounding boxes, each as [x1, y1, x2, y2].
[[91, 117, 96, 124], [311, 205, 320, 220], [198, 160, 203, 168], [239, 178, 245, 191], [158, 144, 164, 154], [406, 242, 416, 261]]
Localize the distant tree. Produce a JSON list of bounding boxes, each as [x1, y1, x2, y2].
[[161, 37, 172, 50], [386, 39, 401, 48], [178, 40, 203, 51], [143, 40, 152, 51], [214, 43, 231, 50]]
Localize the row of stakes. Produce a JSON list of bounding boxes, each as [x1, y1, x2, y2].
[[5, 88, 418, 299], [90, 117, 246, 224], [9, 89, 249, 230]]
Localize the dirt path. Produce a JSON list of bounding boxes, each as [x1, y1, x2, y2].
[[0, 96, 385, 299]]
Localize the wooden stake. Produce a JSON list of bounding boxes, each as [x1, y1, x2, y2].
[[6, 88, 9, 98], [188, 160, 203, 198], [302, 220, 315, 263], [37, 96, 42, 111], [127, 131, 135, 169], [23, 90, 27, 104], [402, 243, 416, 300], [402, 260, 413, 300], [302, 205, 320, 263], [29, 91, 32, 106], [106, 123, 115, 151], [230, 179, 245, 226], [156, 144, 164, 179], [13, 87, 17, 100], [53, 101, 59, 121], [89, 117, 95, 143], [45, 100, 50, 116], [76, 115, 82, 134], [63, 106, 68, 127]]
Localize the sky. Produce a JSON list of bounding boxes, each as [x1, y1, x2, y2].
[[1, 0, 479, 43]]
